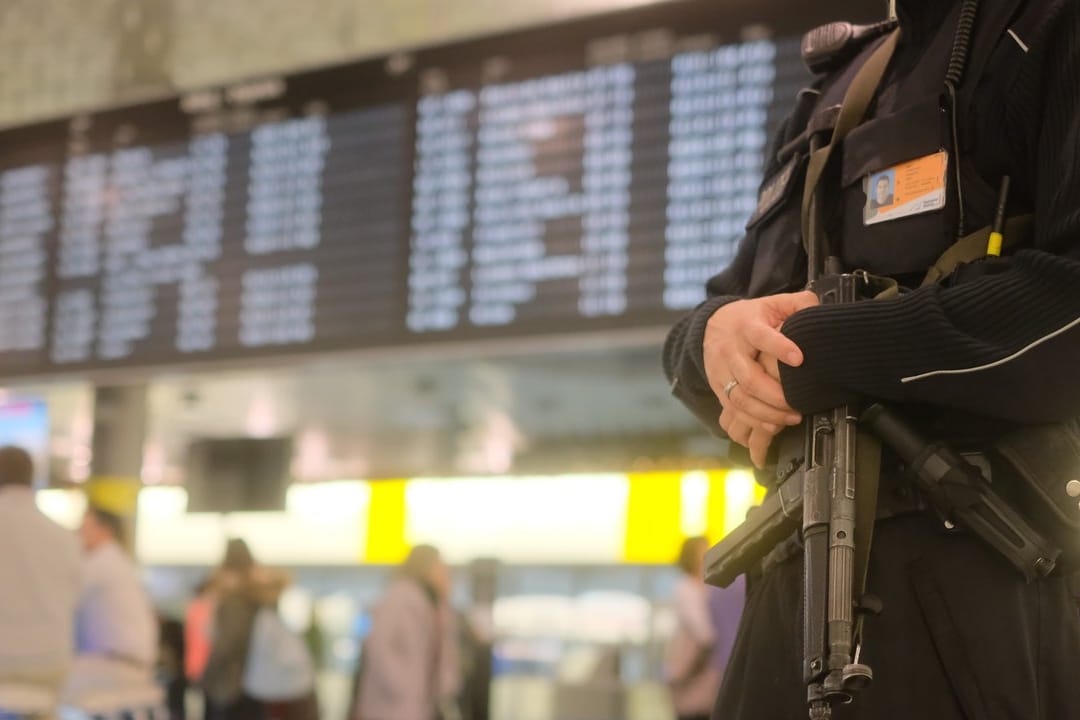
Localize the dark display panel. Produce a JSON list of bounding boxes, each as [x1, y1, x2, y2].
[[0, 0, 873, 378], [185, 436, 292, 512]]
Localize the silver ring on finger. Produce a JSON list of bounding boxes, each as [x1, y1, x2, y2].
[[723, 378, 740, 399]]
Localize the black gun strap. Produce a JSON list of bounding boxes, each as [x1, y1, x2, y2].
[[854, 431, 882, 642], [797, 25, 898, 642], [801, 27, 902, 256]]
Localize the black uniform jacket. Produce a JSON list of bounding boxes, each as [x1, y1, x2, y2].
[[664, 0, 1080, 448]]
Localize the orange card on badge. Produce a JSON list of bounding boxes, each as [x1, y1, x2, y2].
[[863, 150, 948, 226]]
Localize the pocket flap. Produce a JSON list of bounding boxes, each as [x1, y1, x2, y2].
[[746, 153, 805, 230], [841, 96, 944, 187], [995, 420, 1080, 532]]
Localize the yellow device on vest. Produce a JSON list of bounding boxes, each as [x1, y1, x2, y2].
[[987, 176, 1011, 257]]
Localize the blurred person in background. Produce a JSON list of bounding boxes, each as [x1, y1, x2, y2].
[[64, 500, 160, 703], [706, 574, 744, 692], [707, 513, 748, 684], [664, 536, 721, 720], [203, 539, 317, 720], [0, 446, 81, 701], [186, 577, 216, 720], [202, 539, 262, 720], [448, 607, 485, 720], [157, 614, 187, 720], [302, 605, 325, 675], [354, 544, 460, 720]]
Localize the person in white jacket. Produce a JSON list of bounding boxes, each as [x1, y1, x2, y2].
[[63, 503, 159, 705], [0, 446, 81, 700]]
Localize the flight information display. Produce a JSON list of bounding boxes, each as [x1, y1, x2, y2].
[[0, 0, 867, 378]]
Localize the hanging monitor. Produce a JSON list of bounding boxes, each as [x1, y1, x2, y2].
[[185, 436, 293, 513]]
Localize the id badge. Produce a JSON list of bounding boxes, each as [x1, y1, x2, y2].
[[863, 150, 948, 226]]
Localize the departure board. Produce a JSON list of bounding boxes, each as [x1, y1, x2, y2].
[[0, 0, 871, 378], [49, 103, 409, 369]]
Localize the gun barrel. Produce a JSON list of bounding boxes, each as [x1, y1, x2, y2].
[[861, 404, 924, 461], [862, 403, 1060, 581]]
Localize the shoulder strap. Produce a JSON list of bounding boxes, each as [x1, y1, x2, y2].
[[801, 29, 902, 257], [852, 431, 881, 647], [920, 214, 1032, 286]]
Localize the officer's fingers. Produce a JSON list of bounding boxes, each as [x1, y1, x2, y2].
[[720, 410, 753, 449], [749, 427, 777, 469], [759, 353, 782, 382], [719, 407, 734, 436], [721, 403, 786, 450], [702, 329, 738, 402], [706, 334, 760, 406], [762, 290, 820, 321], [742, 321, 804, 368], [729, 354, 799, 419], [705, 362, 734, 406], [731, 422, 753, 449], [727, 383, 796, 429], [706, 299, 774, 364]]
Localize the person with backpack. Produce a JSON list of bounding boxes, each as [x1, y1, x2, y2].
[[201, 539, 316, 720]]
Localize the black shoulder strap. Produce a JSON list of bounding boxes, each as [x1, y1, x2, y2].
[[801, 30, 902, 258], [921, 214, 1032, 286]]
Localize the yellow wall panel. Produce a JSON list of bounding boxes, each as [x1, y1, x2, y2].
[[705, 470, 727, 544], [363, 479, 410, 564], [623, 472, 683, 564]]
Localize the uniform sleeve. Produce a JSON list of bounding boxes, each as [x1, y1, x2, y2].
[[778, 8, 1080, 423]]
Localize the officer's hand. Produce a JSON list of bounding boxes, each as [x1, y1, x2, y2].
[[738, 353, 785, 468], [734, 425, 779, 470], [759, 352, 782, 382], [703, 292, 818, 464]]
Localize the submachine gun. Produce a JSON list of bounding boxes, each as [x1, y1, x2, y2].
[[700, 265, 878, 717], [703, 253, 1060, 718], [702, 22, 901, 714]]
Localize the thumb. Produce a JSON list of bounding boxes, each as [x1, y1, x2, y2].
[[764, 290, 819, 320]]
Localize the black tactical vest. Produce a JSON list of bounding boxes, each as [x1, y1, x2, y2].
[[743, 0, 1080, 565], [741, 0, 1039, 298]]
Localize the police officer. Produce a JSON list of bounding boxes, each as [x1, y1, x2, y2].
[[663, 0, 1080, 717]]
